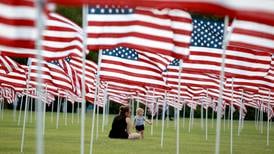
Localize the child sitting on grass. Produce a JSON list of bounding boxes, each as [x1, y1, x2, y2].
[[134, 108, 152, 139]]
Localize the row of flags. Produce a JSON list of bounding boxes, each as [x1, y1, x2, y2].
[[0, 2, 273, 118]]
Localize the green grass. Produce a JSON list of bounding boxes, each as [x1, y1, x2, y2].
[[0, 110, 273, 154]]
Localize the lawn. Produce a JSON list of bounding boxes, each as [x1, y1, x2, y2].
[[0, 110, 273, 154]]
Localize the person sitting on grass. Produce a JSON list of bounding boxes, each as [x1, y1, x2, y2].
[[134, 108, 152, 139], [109, 105, 141, 139]]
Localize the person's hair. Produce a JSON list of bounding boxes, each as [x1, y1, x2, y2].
[[119, 105, 130, 116], [136, 108, 144, 115]]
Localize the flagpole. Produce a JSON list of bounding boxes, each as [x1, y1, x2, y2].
[[230, 78, 234, 154], [18, 96, 24, 125], [96, 99, 99, 140], [160, 91, 167, 148], [215, 15, 229, 154], [89, 49, 102, 154], [176, 59, 182, 154], [51, 97, 54, 123], [20, 94, 29, 152], [81, 4, 88, 154], [183, 103, 186, 128], [267, 89, 271, 146], [35, 0, 45, 153], [13, 96, 18, 122], [238, 89, 244, 136], [64, 95, 68, 126], [151, 89, 155, 136], [260, 102, 263, 134], [72, 101, 74, 124], [156, 98, 159, 127], [30, 97, 33, 123], [56, 94, 61, 129], [189, 102, 193, 133], [205, 89, 209, 141], [102, 85, 108, 132]]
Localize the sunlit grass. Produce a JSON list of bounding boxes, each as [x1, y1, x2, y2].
[[0, 110, 273, 154]]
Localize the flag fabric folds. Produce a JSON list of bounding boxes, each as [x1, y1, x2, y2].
[[100, 46, 167, 89]]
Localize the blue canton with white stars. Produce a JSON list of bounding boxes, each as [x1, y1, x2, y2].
[[88, 5, 134, 14], [190, 17, 224, 49], [170, 59, 180, 66], [50, 56, 71, 66], [102, 47, 138, 61]]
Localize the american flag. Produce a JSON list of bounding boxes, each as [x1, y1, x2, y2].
[[69, 56, 97, 93], [183, 17, 272, 78], [0, 0, 38, 51], [0, 64, 27, 92], [50, 0, 274, 25], [100, 46, 167, 89], [0, 55, 25, 74], [28, 58, 58, 96], [57, 57, 81, 96], [229, 19, 274, 54], [87, 6, 192, 58], [1, 12, 84, 60], [47, 60, 74, 95]]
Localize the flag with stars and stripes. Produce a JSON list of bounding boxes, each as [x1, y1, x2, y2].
[[57, 57, 82, 96], [183, 17, 272, 78], [100, 46, 167, 89], [87, 5, 193, 59]]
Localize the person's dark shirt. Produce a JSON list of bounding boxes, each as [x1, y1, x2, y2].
[[109, 115, 128, 139]]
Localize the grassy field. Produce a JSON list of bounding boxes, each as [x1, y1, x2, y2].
[[0, 110, 273, 154]]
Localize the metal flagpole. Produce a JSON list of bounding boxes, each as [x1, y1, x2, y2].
[[51, 99, 54, 123], [72, 102, 74, 124], [30, 97, 33, 123], [20, 95, 29, 152], [151, 89, 155, 136], [227, 102, 230, 128], [260, 102, 263, 134], [205, 89, 209, 141], [189, 104, 193, 133], [42, 101, 46, 135], [267, 89, 271, 146], [223, 104, 226, 132], [212, 106, 214, 128], [215, 16, 229, 154], [176, 59, 182, 154], [42, 84, 48, 136], [192, 104, 195, 128], [183, 103, 186, 128], [230, 78, 234, 154], [89, 49, 102, 154], [156, 99, 159, 127], [77, 102, 80, 124], [206, 104, 208, 141], [81, 4, 88, 154], [56, 95, 61, 129], [160, 91, 167, 148], [35, 0, 45, 153], [201, 100, 204, 130], [18, 96, 24, 125], [96, 100, 99, 140], [65, 95, 68, 126], [238, 89, 244, 136], [13, 96, 18, 122], [106, 97, 110, 126], [166, 104, 169, 128], [255, 107, 258, 129], [102, 84, 108, 132]]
